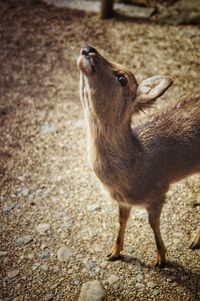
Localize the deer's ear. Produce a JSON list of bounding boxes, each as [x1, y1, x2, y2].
[[135, 76, 173, 108]]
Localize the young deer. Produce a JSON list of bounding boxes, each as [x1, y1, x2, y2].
[[77, 46, 200, 267]]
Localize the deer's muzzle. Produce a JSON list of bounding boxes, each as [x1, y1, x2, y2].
[[77, 46, 97, 76]]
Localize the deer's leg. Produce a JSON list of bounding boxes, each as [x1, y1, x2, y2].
[[107, 205, 131, 261], [190, 228, 200, 250], [147, 201, 166, 268]]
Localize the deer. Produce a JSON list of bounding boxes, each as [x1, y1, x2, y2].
[[77, 46, 200, 267]]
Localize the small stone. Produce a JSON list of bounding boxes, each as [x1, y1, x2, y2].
[[62, 222, 72, 229], [57, 212, 67, 219], [86, 260, 96, 271], [74, 280, 81, 286], [94, 244, 103, 252], [75, 119, 86, 129], [78, 280, 106, 301], [87, 203, 101, 211], [0, 251, 8, 257], [135, 259, 142, 272], [40, 123, 58, 134], [16, 235, 33, 246], [108, 274, 118, 285], [44, 293, 54, 301], [100, 262, 108, 269], [57, 245, 72, 262], [13, 298, 21, 301], [113, 283, 120, 289], [135, 283, 144, 289], [7, 269, 20, 279], [41, 264, 48, 271], [52, 265, 59, 272], [27, 253, 34, 259], [67, 268, 73, 275], [17, 187, 30, 197], [40, 249, 51, 259], [36, 223, 51, 235], [17, 175, 25, 181], [3, 203, 17, 213], [32, 263, 40, 270], [147, 281, 157, 289], [4, 298, 12, 301], [136, 274, 143, 282]]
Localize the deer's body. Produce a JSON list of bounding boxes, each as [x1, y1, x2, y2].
[[89, 96, 200, 207], [78, 46, 200, 267]]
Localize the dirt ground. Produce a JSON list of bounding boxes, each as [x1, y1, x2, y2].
[[0, 1, 200, 300]]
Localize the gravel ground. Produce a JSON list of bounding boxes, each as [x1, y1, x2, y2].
[[0, 1, 199, 300]]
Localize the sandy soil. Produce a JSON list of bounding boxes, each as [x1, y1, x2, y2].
[[0, 1, 199, 300]]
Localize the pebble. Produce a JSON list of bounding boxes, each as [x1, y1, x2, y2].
[[67, 268, 73, 275], [108, 274, 118, 285], [41, 264, 49, 271], [0, 251, 8, 257], [147, 281, 157, 289], [40, 123, 58, 134], [78, 280, 106, 301], [36, 223, 51, 235], [40, 249, 51, 259], [135, 259, 142, 272], [94, 244, 103, 252], [136, 274, 143, 282], [3, 203, 17, 213], [57, 245, 72, 262], [32, 263, 40, 270], [135, 283, 144, 289], [44, 293, 54, 301], [27, 253, 34, 259], [16, 235, 33, 246], [7, 269, 20, 279], [86, 260, 96, 271], [52, 265, 59, 272], [62, 222, 70, 229], [17, 187, 30, 197], [87, 203, 101, 211], [75, 119, 86, 129], [100, 261, 108, 269]]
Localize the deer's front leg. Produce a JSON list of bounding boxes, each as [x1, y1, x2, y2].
[[147, 201, 166, 268], [107, 205, 131, 261]]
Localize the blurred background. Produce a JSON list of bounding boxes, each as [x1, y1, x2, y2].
[[0, 1, 200, 301]]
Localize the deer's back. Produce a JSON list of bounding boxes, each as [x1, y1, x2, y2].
[[135, 95, 200, 183]]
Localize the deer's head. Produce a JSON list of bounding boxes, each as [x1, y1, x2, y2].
[[77, 46, 173, 126]]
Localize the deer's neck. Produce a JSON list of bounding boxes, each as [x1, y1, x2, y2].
[[86, 113, 141, 169]]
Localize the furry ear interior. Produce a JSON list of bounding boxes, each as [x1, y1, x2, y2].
[[135, 76, 173, 109]]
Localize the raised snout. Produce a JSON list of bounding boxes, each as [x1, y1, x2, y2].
[[78, 46, 98, 76], [81, 46, 97, 56]]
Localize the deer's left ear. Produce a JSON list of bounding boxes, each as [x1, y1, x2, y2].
[[135, 76, 173, 107]]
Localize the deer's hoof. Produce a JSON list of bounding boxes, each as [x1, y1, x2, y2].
[[190, 241, 200, 250], [155, 261, 166, 269], [107, 253, 123, 261]]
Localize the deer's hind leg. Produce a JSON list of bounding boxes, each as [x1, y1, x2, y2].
[[107, 204, 131, 261], [190, 228, 200, 250], [146, 199, 167, 268]]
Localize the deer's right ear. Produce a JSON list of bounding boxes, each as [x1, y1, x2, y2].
[[135, 76, 173, 109]]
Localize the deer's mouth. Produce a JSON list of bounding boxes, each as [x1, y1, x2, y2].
[[77, 46, 97, 76]]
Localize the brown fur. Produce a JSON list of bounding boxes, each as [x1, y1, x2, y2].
[[78, 47, 200, 267]]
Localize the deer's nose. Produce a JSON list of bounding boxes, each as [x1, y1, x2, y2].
[[81, 46, 97, 56]]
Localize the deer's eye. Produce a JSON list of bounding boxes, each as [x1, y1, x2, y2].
[[117, 74, 128, 86]]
